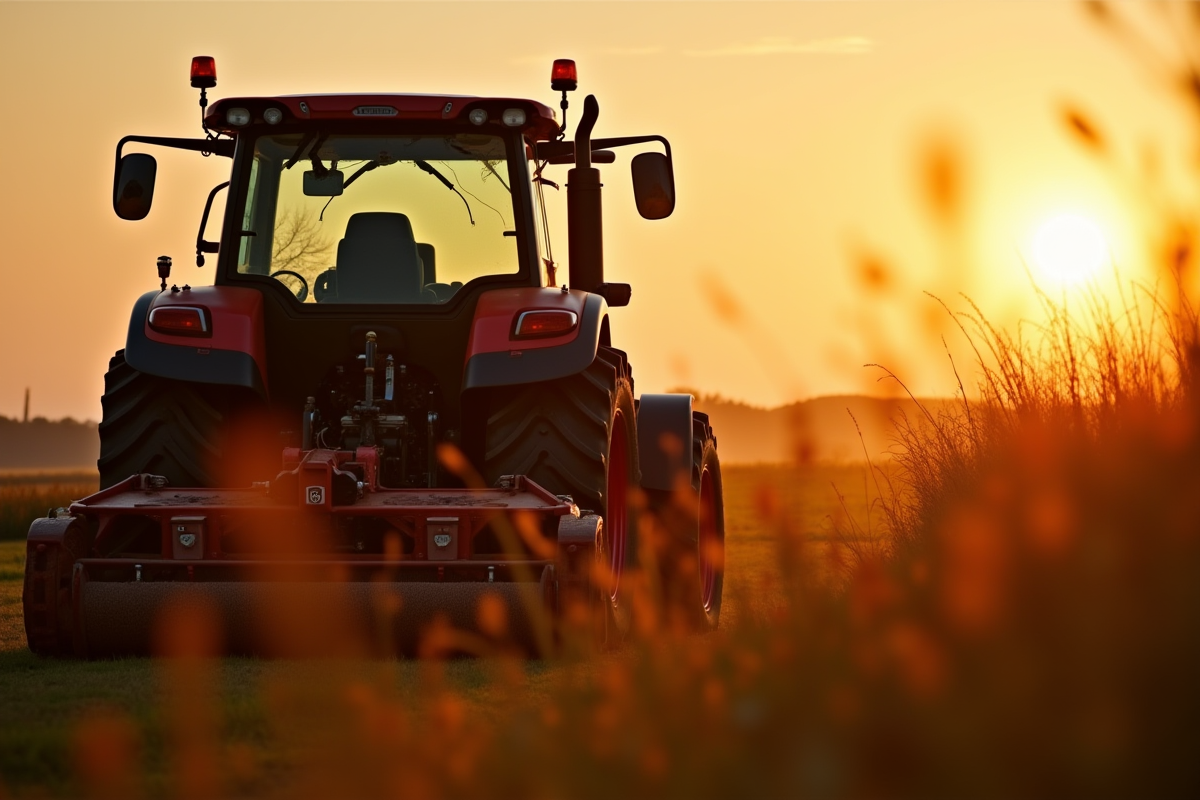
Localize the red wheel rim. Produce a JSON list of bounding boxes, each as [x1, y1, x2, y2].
[[606, 414, 628, 601], [698, 466, 720, 612]]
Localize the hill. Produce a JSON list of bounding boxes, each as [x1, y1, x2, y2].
[[691, 394, 959, 464]]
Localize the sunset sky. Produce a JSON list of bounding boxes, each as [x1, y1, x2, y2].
[[2, 1, 1197, 421]]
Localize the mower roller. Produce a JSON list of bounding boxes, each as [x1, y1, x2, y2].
[[23, 57, 725, 657]]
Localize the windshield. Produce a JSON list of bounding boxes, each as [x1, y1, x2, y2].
[[236, 132, 520, 304]]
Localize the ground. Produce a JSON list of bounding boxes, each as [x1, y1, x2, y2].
[[0, 463, 883, 796]]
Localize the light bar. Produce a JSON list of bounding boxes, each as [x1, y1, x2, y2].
[[513, 309, 578, 339], [190, 56, 217, 90], [551, 59, 577, 92], [149, 306, 209, 337]]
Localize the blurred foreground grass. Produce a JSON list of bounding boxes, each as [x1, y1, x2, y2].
[[0, 463, 876, 798]]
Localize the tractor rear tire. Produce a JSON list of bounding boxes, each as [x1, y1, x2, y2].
[[649, 413, 725, 631], [98, 350, 226, 489], [482, 346, 640, 644]]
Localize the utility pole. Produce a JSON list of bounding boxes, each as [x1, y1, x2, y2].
[[23, 388, 29, 424]]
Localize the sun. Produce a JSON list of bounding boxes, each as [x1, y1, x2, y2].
[[1032, 213, 1109, 286]]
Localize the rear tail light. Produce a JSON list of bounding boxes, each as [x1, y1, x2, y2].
[[513, 309, 578, 339], [149, 306, 209, 337]]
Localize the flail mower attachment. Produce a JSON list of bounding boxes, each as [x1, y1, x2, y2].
[[23, 474, 606, 657]]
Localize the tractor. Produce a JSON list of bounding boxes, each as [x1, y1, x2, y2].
[[23, 57, 724, 656]]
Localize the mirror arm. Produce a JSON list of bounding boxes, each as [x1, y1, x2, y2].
[[115, 134, 234, 172], [535, 134, 673, 169], [589, 134, 672, 163], [591, 135, 674, 188], [195, 181, 230, 267]]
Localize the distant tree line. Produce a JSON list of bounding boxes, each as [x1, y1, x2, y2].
[[0, 416, 98, 470]]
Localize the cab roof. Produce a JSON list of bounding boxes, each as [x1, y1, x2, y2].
[[205, 94, 560, 140]]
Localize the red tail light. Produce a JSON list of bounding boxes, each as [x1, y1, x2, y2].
[[190, 56, 217, 89], [513, 309, 578, 339], [551, 59, 577, 92], [149, 306, 210, 337]]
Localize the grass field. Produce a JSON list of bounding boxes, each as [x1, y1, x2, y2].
[[0, 463, 880, 797]]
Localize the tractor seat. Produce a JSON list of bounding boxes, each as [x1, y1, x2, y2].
[[332, 212, 424, 303]]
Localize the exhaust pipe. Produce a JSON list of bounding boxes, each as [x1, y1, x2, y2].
[[567, 95, 603, 293]]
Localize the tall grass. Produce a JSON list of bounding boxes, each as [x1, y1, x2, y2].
[[882, 282, 1199, 551], [828, 279, 1200, 796], [0, 473, 97, 541]]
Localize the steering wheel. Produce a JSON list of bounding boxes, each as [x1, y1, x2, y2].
[[269, 269, 310, 302]]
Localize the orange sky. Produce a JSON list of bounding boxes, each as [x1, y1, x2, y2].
[[1, 1, 1196, 421]]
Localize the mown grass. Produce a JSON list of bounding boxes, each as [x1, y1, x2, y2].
[[0, 463, 876, 798]]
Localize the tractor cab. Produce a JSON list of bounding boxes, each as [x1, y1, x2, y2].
[[207, 94, 560, 306]]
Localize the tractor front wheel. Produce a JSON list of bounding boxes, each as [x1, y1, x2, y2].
[[649, 414, 725, 631], [693, 423, 725, 630]]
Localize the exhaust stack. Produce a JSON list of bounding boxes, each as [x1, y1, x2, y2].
[[567, 95, 603, 293]]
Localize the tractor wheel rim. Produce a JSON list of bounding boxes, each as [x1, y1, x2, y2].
[[607, 414, 628, 602], [699, 466, 719, 612]]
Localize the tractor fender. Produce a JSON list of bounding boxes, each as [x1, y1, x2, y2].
[[462, 288, 607, 390], [636, 393, 694, 492], [124, 287, 268, 396]]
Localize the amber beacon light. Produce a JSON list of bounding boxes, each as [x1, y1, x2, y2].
[[551, 59, 577, 92], [190, 56, 217, 89]]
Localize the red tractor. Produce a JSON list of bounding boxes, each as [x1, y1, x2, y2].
[[23, 57, 724, 656]]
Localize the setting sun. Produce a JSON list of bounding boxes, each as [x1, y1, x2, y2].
[[1032, 212, 1109, 286]]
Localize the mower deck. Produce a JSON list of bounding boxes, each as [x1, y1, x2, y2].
[[24, 473, 605, 657]]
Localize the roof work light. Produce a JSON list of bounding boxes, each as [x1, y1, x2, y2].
[[190, 56, 217, 89]]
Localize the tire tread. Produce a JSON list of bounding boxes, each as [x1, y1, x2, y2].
[[98, 350, 224, 489]]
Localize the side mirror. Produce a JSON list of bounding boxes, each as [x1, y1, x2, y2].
[[631, 152, 675, 220], [595, 282, 632, 307], [113, 153, 158, 220], [304, 170, 345, 197]]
